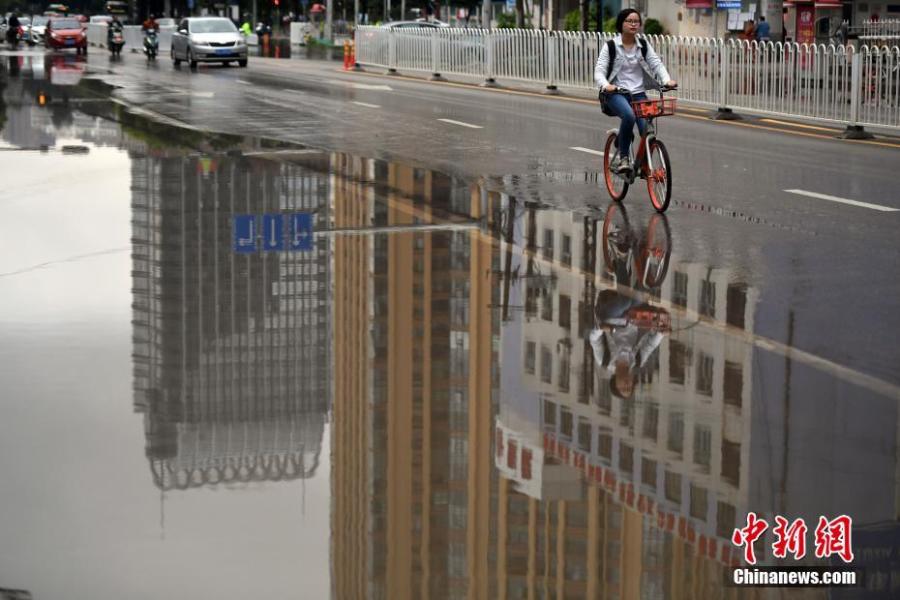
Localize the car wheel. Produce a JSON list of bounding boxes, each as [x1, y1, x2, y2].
[[188, 48, 197, 69], [238, 59, 247, 67], [172, 47, 180, 66]]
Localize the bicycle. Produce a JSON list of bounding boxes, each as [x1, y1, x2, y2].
[[602, 86, 677, 213]]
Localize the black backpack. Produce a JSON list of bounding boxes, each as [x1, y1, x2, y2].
[[598, 38, 649, 115]]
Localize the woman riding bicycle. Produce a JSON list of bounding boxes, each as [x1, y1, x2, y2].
[[595, 9, 677, 174]]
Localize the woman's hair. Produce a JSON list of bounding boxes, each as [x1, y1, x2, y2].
[[615, 8, 641, 33]]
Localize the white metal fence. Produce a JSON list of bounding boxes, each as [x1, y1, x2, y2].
[[355, 27, 900, 132], [859, 19, 900, 38]]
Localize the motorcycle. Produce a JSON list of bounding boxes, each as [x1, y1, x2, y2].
[[143, 30, 158, 60], [108, 26, 125, 57]]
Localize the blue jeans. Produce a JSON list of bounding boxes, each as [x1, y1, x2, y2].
[[607, 92, 648, 157]]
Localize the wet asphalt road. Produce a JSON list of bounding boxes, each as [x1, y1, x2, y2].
[[1, 45, 900, 600]]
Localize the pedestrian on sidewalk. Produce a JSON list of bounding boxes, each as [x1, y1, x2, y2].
[[756, 16, 771, 42]]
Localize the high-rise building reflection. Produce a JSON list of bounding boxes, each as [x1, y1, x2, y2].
[[131, 148, 331, 490], [331, 155, 500, 600]]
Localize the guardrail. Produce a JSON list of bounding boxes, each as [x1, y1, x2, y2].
[[354, 27, 900, 133], [859, 19, 900, 38]]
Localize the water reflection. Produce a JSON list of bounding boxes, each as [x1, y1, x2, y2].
[[130, 150, 332, 490], [125, 140, 900, 597], [493, 197, 900, 597]]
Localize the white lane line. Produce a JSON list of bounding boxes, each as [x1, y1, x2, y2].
[[236, 79, 251, 85], [191, 91, 215, 98], [438, 118, 483, 129], [571, 146, 605, 156], [353, 101, 381, 109], [326, 79, 393, 91], [784, 189, 900, 213]]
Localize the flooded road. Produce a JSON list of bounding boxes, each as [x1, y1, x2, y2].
[[1, 52, 899, 599]]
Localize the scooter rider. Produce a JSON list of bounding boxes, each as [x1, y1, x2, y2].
[[6, 12, 21, 46], [108, 15, 124, 44], [142, 14, 159, 33]]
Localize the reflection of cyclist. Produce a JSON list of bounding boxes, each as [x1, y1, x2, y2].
[[590, 290, 666, 399], [589, 204, 671, 399], [595, 9, 676, 174]]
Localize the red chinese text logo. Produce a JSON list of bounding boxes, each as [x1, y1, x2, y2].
[[731, 514, 854, 564], [731, 512, 768, 565]]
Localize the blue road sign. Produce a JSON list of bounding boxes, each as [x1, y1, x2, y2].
[[263, 214, 285, 252], [233, 215, 257, 254], [290, 212, 313, 251]]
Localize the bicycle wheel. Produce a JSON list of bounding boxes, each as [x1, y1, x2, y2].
[[640, 213, 672, 288], [601, 202, 632, 275], [603, 133, 629, 202], [645, 138, 672, 213]]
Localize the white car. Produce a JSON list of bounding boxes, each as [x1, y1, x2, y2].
[[171, 17, 248, 69], [28, 15, 48, 45]]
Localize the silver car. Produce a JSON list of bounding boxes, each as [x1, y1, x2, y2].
[[171, 17, 247, 69]]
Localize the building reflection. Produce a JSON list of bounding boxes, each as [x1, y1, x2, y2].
[[493, 199, 761, 598], [131, 148, 331, 490], [115, 116, 900, 598], [331, 154, 500, 600]]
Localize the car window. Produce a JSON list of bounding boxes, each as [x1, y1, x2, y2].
[[50, 18, 80, 29], [189, 19, 237, 34], [178, 19, 188, 31], [33, 17, 48, 26]]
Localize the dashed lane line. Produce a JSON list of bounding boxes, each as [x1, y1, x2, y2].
[[785, 189, 900, 212], [437, 118, 483, 129], [353, 101, 381, 108], [570, 146, 605, 156]]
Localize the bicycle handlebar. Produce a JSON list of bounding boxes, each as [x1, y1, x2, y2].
[[606, 84, 678, 95]]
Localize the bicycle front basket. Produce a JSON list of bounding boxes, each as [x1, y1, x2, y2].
[[631, 97, 677, 118]]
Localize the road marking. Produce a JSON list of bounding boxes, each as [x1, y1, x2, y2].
[[326, 79, 393, 91], [761, 118, 839, 132], [191, 91, 215, 98], [438, 118, 483, 129], [785, 189, 900, 212], [353, 101, 381, 108], [570, 146, 604, 156], [236, 79, 251, 85]]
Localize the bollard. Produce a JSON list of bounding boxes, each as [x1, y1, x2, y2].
[[343, 40, 350, 70]]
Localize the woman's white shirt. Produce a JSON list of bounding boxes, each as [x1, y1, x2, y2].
[[616, 44, 645, 93]]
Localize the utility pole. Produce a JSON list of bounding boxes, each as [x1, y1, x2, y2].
[[481, 0, 490, 28], [325, 0, 333, 39]]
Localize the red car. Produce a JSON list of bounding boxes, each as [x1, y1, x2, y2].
[[45, 17, 87, 53]]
